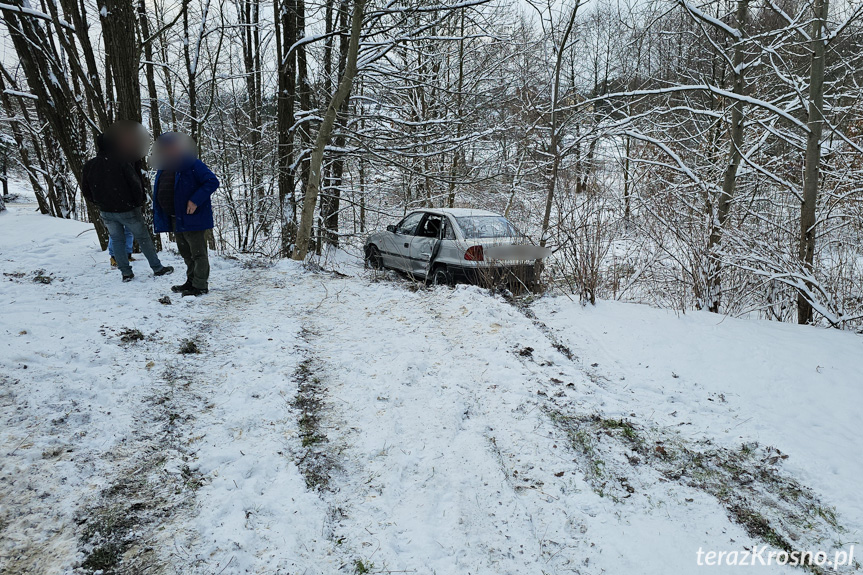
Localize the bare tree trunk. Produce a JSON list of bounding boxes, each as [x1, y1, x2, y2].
[[52, 0, 109, 128], [315, 0, 336, 252], [706, 0, 748, 314], [276, 0, 298, 255], [101, 0, 142, 121], [0, 66, 53, 214], [323, 0, 335, 94], [539, 4, 579, 248], [139, 0, 162, 136], [359, 143, 365, 233], [797, 0, 828, 325], [155, 2, 178, 131], [0, 148, 6, 211], [446, 8, 465, 208], [239, 0, 263, 225], [322, 0, 350, 247], [296, 0, 312, 241], [1, 0, 110, 246], [182, 0, 199, 142], [0, 68, 48, 208], [622, 133, 631, 223], [293, 0, 364, 261]]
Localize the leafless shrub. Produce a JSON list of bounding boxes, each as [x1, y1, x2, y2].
[[551, 191, 617, 305]]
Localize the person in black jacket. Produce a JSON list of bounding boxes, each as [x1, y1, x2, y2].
[[81, 122, 173, 282]]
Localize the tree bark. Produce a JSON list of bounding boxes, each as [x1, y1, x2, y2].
[[100, 0, 142, 121], [797, 0, 829, 325], [706, 0, 748, 314], [295, 0, 312, 242], [240, 0, 263, 224], [139, 0, 162, 136], [276, 0, 298, 255], [182, 0, 199, 142], [446, 8, 465, 208], [321, 0, 350, 247]]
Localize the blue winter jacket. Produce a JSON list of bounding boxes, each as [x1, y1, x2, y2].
[[153, 158, 220, 233]]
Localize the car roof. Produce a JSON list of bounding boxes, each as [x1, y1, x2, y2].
[[415, 208, 502, 218]]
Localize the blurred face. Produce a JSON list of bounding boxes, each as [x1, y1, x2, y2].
[[151, 132, 197, 169], [161, 141, 182, 163], [105, 121, 150, 161]]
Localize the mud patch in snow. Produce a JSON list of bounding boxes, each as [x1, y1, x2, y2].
[[547, 410, 854, 573], [291, 327, 342, 491], [75, 363, 208, 574]]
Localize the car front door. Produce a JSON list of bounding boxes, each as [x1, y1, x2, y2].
[[381, 211, 424, 271], [410, 214, 445, 277]]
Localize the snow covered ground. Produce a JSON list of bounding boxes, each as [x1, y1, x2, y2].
[[1, 201, 861, 575]]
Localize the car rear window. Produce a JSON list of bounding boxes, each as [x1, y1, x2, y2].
[[456, 216, 520, 239]]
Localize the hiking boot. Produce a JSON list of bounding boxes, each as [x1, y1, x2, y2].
[[153, 266, 174, 277], [171, 281, 193, 293], [181, 286, 209, 297], [110, 256, 118, 267], [128, 253, 136, 261], [122, 272, 135, 282]]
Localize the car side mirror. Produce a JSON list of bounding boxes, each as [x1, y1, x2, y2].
[[386, 224, 397, 233]]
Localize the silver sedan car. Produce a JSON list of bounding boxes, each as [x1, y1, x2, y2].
[[364, 208, 550, 288]]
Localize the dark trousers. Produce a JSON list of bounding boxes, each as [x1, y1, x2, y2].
[[173, 219, 210, 289]]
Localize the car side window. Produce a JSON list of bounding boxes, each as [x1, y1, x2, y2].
[[395, 212, 424, 235], [442, 219, 456, 240], [417, 215, 444, 238]]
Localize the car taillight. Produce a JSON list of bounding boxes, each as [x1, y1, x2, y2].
[[464, 245, 484, 261]]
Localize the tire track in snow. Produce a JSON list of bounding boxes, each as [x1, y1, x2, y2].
[[156, 266, 348, 574], [282, 270, 813, 575], [0, 260, 215, 574], [287, 274, 606, 574], [518, 298, 858, 574]]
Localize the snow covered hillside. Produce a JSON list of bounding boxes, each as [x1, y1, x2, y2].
[[1, 204, 861, 575]]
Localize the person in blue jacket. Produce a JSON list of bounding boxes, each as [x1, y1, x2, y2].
[[152, 133, 220, 297]]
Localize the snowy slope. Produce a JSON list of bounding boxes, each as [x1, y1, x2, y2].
[[1, 204, 860, 575], [531, 297, 863, 539]]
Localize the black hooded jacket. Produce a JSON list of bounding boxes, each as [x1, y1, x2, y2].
[[80, 134, 147, 213]]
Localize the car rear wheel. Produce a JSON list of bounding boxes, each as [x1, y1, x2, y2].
[[430, 266, 453, 287], [365, 245, 384, 270]]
